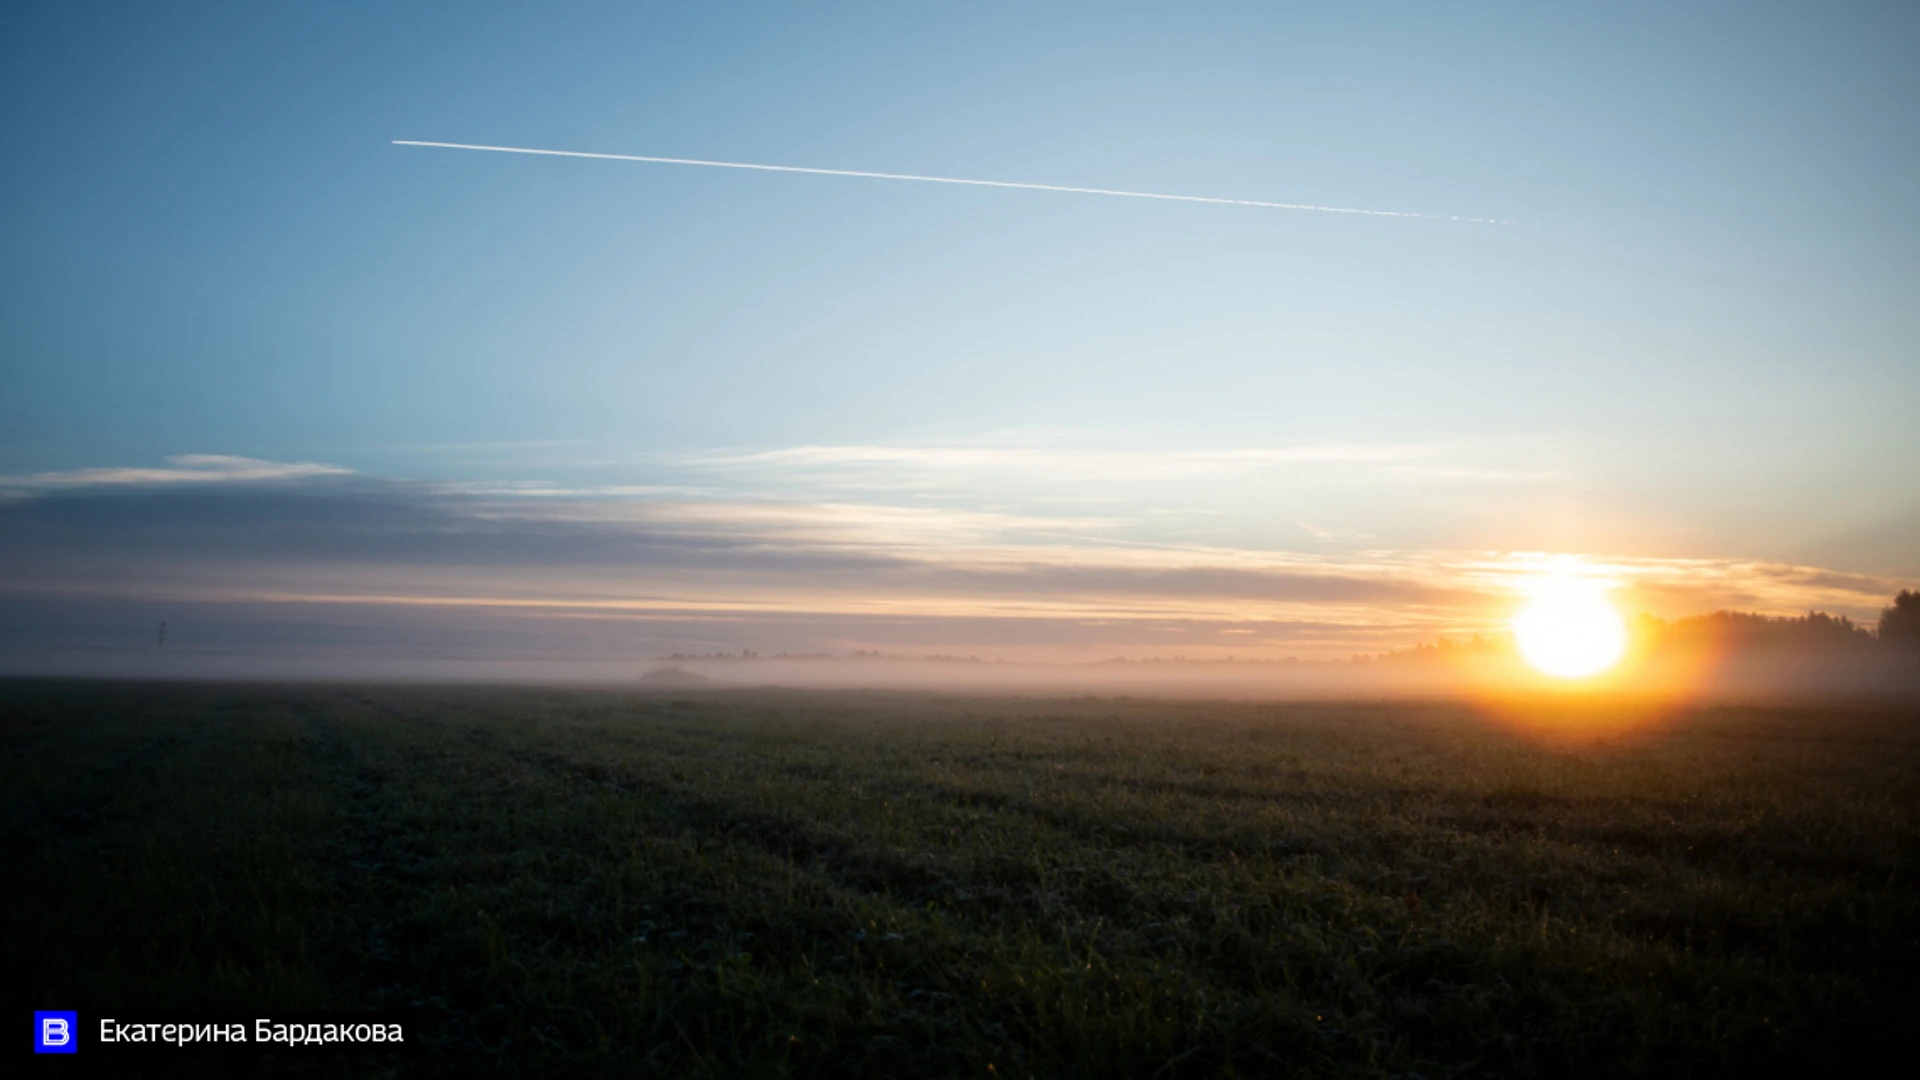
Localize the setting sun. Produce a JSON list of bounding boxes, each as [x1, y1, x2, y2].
[[1512, 577, 1628, 679]]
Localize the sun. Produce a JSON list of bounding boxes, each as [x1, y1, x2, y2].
[[1511, 576, 1627, 679]]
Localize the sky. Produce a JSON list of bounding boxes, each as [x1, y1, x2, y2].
[[2, 2, 1916, 673]]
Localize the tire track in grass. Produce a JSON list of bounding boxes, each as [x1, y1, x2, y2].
[[473, 751, 1338, 1074], [365, 691, 1726, 955], [341, 694, 1299, 963], [423, 700, 1425, 1023], [375, 690, 1417, 940], [305, 693, 1107, 1075], [288, 696, 492, 1062], [297, 690, 973, 1072], [327, 687, 1917, 1077], [476, 695, 1874, 1062], [375, 688, 1333, 869]]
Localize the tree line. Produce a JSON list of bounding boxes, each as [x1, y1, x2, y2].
[[1644, 589, 1919, 652]]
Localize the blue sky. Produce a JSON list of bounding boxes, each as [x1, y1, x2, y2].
[[2, 2, 1915, 669]]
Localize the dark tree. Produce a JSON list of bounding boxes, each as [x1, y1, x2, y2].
[[1879, 589, 1920, 648]]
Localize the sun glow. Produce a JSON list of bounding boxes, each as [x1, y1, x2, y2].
[[1511, 576, 1628, 679]]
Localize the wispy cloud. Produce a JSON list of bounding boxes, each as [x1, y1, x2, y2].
[[432, 481, 706, 498], [379, 439, 585, 454], [394, 140, 1517, 224], [0, 455, 352, 490], [1297, 522, 1373, 543], [1386, 465, 1556, 483], [681, 442, 1442, 483]]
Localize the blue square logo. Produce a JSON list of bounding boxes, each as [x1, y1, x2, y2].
[[34, 1012, 78, 1054]]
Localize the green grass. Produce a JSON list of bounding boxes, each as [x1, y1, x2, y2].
[[5, 681, 1918, 1077]]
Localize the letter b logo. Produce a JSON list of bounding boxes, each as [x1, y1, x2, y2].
[[34, 1012, 77, 1054]]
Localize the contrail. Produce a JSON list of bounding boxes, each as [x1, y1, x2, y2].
[[393, 140, 1511, 224]]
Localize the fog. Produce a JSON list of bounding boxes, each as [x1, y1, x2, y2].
[[7, 637, 1913, 704]]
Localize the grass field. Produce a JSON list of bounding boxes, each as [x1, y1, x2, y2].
[[6, 681, 1918, 1077]]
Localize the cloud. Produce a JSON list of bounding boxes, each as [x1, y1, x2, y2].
[[0, 447, 1907, 672], [679, 441, 1444, 484], [1298, 522, 1372, 543], [379, 440, 585, 453], [0, 455, 352, 490], [1386, 465, 1556, 483], [2, 477, 1905, 655]]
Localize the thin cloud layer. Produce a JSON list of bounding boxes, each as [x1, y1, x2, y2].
[[0, 455, 352, 491], [662, 439, 1558, 506], [690, 442, 1439, 475]]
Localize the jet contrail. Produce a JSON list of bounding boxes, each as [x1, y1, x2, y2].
[[393, 140, 1510, 224]]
